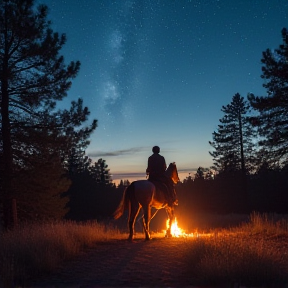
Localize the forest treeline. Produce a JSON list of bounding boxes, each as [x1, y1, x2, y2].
[[0, 1, 287, 228]]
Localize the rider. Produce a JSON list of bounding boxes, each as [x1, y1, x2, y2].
[[146, 146, 177, 206]]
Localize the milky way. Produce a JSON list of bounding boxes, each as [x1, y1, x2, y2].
[[100, 0, 149, 127]]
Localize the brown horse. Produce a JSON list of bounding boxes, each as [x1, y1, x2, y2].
[[113, 162, 180, 240]]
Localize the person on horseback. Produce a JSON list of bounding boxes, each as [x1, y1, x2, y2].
[[146, 146, 178, 206]]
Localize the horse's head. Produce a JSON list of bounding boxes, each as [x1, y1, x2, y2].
[[166, 162, 180, 184]]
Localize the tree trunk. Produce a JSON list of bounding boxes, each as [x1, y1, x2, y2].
[[238, 109, 246, 174], [3, 198, 18, 230], [1, 78, 17, 229], [0, 17, 17, 229]]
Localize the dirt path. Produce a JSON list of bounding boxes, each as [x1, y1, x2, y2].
[[31, 236, 197, 287]]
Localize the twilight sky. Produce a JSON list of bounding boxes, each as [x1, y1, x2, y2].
[[40, 0, 288, 183]]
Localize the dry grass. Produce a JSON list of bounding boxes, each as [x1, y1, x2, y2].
[[184, 212, 288, 287], [0, 220, 126, 287], [1, 213, 288, 287]]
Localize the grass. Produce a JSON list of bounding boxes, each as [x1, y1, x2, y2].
[[0, 220, 126, 287], [184, 212, 288, 287], [1, 213, 288, 287]]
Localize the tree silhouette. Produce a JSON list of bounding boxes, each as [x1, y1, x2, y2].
[[248, 28, 288, 168], [0, 0, 96, 228], [90, 158, 112, 186], [194, 167, 205, 181], [64, 157, 116, 221], [209, 93, 256, 175]]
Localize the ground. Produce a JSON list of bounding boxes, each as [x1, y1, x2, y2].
[[30, 235, 197, 287]]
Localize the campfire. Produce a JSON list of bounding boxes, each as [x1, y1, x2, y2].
[[165, 217, 194, 237]]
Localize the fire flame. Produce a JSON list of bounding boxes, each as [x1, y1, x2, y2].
[[164, 218, 214, 238], [166, 217, 194, 237]]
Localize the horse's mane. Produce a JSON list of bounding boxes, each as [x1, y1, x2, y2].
[[166, 162, 177, 178], [167, 162, 176, 171]]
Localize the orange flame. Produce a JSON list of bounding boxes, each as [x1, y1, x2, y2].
[[165, 217, 194, 237]]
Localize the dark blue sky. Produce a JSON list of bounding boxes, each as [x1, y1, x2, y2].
[[40, 0, 288, 183]]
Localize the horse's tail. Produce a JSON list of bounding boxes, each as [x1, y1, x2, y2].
[[113, 182, 134, 219]]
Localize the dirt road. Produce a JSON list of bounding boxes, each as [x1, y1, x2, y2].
[[31, 236, 197, 287]]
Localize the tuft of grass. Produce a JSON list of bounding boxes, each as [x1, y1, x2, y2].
[[184, 212, 288, 287], [0, 221, 126, 286], [241, 211, 288, 235]]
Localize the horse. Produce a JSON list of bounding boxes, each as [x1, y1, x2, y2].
[[113, 162, 180, 241]]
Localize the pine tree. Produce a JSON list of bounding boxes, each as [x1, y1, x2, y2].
[[0, 0, 96, 228], [90, 158, 112, 186], [11, 98, 97, 220], [14, 140, 71, 221], [248, 28, 288, 168], [48, 98, 97, 174], [64, 157, 113, 221], [194, 167, 205, 181], [209, 93, 256, 174]]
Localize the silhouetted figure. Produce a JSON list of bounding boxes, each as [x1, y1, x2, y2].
[[146, 146, 177, 206], [146, 146, 166, 180]]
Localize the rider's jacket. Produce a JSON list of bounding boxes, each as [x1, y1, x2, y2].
[[146, 153, 167, 181]]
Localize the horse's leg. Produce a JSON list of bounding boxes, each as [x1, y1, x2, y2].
[[165, 207, 175, 237], [142, 204, 151, 240], [128, 203, 140, 241]]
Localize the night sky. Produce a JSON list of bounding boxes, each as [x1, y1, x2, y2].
[[40, 0, 287, 183]]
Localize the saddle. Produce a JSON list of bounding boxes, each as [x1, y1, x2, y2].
[[149, 179, 177, 207]]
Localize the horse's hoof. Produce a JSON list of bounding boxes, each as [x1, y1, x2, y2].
[[145, 234, 152, 241]]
